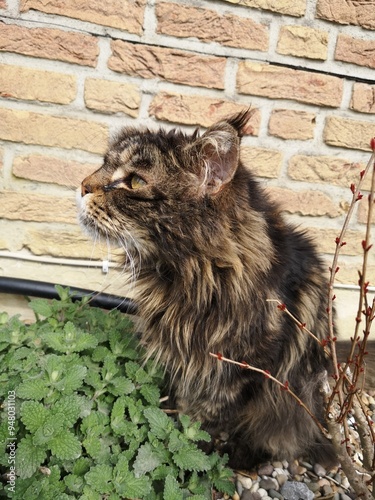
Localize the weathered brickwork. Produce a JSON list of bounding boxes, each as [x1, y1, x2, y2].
[[316, 0, 375, 31], [335, 35, 375, 70], [20, 0, 146, 35], [0, 64, 76, 104], [0, 0, 374, 303], [109, 41, 226, 89], [0, 24, 99, 66], [156, 3, 269, 51], [237, 62, 343, 107], [276, 26, 328, 60], [0, 109, 108, 153]]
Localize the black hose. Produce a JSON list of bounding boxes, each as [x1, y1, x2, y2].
[[0, 277, 137, 315]]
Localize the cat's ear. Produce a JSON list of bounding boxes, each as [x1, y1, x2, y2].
[[192, 122, 240, 196]]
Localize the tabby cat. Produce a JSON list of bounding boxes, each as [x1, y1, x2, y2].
[[78, 110, 336, 469]]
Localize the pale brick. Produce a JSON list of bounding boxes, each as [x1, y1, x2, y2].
[[334, 263, 375, 285], [268, 109, 316, 140], [267, 187, 342, 217], [13, 154, 99, 188], [0, 24, 98, 66], [149, 92, 260, 134], [350, 83, 375, 114], [306, 227, 366, 256], [288, 155, 373, 191], [0, 191, 76, 223], [0, 64, 76, 104], [0, 108, 108, 154], [277, 25, 328, 60], [222, 0, 306, 17], [20, 0, 146, 35], [109, 41, 226, 90], [0, 1, 6, 8], [84, 78, 140, 117], [335, 35, 375, 70], [357, 198, 375, 225], [237, 62, 343, 107], [316, 0, 375, 31], [241, 147, 282, 178], [25, 226, 112, 259], [324, 116, 375, 152], [156, 2, 268, 51]]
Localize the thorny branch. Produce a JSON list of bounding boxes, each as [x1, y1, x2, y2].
[[210, 140, 375, 498]]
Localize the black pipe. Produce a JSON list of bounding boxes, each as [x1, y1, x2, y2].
[[0, 277, 137, 315]]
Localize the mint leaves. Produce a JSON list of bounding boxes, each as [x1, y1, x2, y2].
[[0, 288, 234, 498]]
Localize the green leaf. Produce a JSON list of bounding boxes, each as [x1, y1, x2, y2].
[[113, 457, 152, 498], [143, 407, 174, 440], [17, 378, 49, 400], [163, 475, 184, 500], [29, 299, 53, 318], [54, 364, 87, 394], [33, 415, 64, 445], [168, 429, 185, 453], [133, 443, 163, 478], [85, 464, 113, 494], [64, 473, 84, 494], [179, 414, 211, 443], [16, 435, 47, 479], [172, 446, 211, 472], [108, 376, 135, 396], [53, 394, 87, 427], [20, 400, 48, 432], [50, 430, 82, 460], [140, 384, 160, 405]]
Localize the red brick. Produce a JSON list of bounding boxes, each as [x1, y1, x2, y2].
[[237, 62, 343, 107], [108, 41, 226, 90], [0, 24, 99, 66], [156, 2, 268, 51], [20, 0, 146, 35], [335, 35, 375, 70]]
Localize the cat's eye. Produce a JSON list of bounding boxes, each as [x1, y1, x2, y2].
[[129, 174, 147, 190]]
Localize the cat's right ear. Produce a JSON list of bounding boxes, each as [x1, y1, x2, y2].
[[189, 122, 240, 196]]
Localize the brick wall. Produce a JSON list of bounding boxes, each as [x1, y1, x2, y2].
[[0, 0, 374, 332]]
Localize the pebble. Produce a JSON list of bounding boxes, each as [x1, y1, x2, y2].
[[340, 495, 352, 500], [232, 494, 241, 500], [272, 461, 283, 469], [257, 488, 268, 498], [236, 480, 244, 496], [237, 474, 253, 490], [241, 491, 261, 500], [307, 481, 320, 493], [276, 474, 288, 487], [322, 484, 333, 496], [289, 462, 307, 476], [281, 481, 314, 500], [259, 477, 279, 491], [268, 489, 283, 499], [313, 463, 327, 477], [258, 464, 274, 476]]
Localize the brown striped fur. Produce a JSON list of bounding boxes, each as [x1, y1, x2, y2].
[[78, 111, 336, 469]]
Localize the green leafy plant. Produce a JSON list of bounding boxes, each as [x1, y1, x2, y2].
[[0, 287, 235, 499]]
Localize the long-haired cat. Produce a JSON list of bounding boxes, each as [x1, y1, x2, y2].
[[78, 110, 336, 469]]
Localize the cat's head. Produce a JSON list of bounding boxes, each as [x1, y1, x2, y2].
[[78, 109, 252, 259]]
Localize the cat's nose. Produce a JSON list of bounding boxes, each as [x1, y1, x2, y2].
[[81, 182, 92, 197]]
